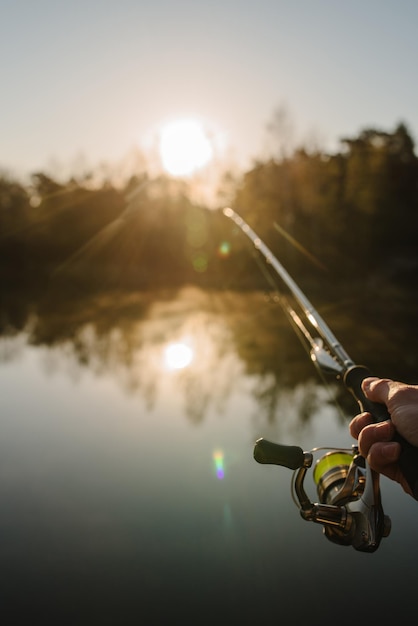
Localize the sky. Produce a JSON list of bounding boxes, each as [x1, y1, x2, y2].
[[2, 0, 418, 184]]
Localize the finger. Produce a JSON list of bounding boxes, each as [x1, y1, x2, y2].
[[367, 441, 413, 496], [357, 420, 396, 457], [362, 377, 393, 404], [366, 441, 401, 478], [349, 412, 373, 439]]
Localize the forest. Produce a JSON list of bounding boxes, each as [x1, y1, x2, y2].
[[1, 122, 418, 301]]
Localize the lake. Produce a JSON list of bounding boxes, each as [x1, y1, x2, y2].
[[0, 285, 417, 625]]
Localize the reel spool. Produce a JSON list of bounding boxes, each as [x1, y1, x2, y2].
[[313, 451, 355, 505]]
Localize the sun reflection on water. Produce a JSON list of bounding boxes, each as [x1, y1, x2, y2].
[[163, 341, 194, 371]]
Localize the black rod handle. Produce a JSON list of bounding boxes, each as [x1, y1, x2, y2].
[[344, 365, 418, 499]]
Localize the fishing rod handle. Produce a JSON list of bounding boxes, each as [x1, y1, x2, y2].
[[253, 438, 305, 470], [344, 365, 418, 500]]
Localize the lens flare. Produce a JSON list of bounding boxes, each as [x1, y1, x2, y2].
[[192, 252, 208, 273], [218, 241, 231, 257], [213, 449, 225, 480]]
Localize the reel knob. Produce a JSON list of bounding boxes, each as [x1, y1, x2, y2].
[[254, 438, 305, 470]]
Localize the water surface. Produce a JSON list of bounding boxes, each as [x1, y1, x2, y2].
[[0, 287, 417, 625]]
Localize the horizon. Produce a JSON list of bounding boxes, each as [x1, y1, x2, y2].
[[2, 1, 418, 188]]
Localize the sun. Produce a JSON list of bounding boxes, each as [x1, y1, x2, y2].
[[159, 119, 214, 176]]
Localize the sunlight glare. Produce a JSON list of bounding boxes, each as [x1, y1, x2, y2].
[[164, 341, 194, 370], [159, 119, 213, 176]]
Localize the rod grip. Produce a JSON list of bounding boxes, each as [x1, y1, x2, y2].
[[253, 438, 305, 470], [344, 365, 418, 500]]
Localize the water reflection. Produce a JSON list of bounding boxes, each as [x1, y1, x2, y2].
[[1, 282, 418, 429], [1, 285, 418, 624], [163, 341, 194, 370], [0, 286, 305, 425]]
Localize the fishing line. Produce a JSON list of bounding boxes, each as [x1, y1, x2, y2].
[[248, 238, 348, 422], [273, 221, 328, 272]]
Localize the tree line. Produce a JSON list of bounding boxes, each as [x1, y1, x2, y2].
[[235, 122, 418, 281], [1, 122, 418, 299]]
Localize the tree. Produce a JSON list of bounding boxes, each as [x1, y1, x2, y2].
[[0, 175, 31, 236]]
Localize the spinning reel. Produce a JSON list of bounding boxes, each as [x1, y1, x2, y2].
[[224, 207, 418, 550], [254, 438, 391, 552]]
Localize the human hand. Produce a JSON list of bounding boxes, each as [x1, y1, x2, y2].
[[349, 377, 418, 498]]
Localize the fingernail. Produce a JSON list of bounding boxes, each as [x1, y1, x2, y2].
[[382, 442, 400, 461], [362, 380, 371, 393]]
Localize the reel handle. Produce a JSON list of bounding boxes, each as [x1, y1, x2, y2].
[[344, 365, 418, 500], [254, 438, 305, 470]]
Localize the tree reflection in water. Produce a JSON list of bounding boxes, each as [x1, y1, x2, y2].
[[1, 282, 417, 431]]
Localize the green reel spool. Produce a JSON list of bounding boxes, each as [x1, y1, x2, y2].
[[313, 451, 354, 504]]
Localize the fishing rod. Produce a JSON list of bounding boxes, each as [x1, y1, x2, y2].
[[223, 207, 418, 552]]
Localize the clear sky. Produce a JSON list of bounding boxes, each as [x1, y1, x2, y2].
[[2, 0, 418, 182]]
